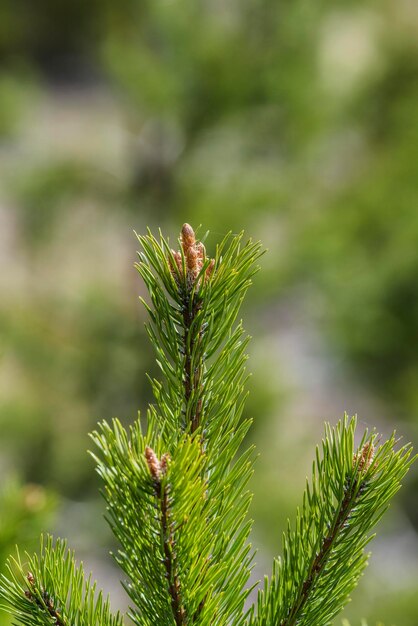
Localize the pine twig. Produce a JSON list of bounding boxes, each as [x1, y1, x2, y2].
[[280, 472, 368, 626], [171, 223, 214, 434], [25, 572, 66, 626], [249, 421, 414, 626], [145, 447, 185, 626]]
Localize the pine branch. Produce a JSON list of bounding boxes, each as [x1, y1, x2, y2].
[[160, 481, 184, 625], [92, 420, 242, 625], [135, 223, 263, 448], [145, 447, 185, 625], [0, 536, 123, 626], [249, 417, 415, 626], [25, 575, 65, 626], [181, 287, 203, 433], [175, 224, 207, 433], [90, 224, 263, 625], [280, 468, 365, 626], [22, 573, 65, 626]]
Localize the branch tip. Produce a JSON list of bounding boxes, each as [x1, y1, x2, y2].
[[353, 441, 375, 475], [169, 223, 215, 290], [145, 446, 170, 481]]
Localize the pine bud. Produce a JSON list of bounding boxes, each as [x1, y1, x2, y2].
[[168, 223, 215, 291], [27, 572, 35, 586], [181, 223, 196, 253], [353, 441, 375, 475], [170, 250, 183, 273], [145, 446, 161, 481], [186, 246, 198, 271], [195, 242, 206, 261], [145, 447, 170, 481]]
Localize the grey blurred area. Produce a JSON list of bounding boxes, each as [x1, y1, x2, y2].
[[0, 1, 417, 623]]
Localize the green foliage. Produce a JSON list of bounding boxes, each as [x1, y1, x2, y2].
[[0, 225, 414, 625], [249, 419, 413, 626], [0, 536, 122, 626], [89, 226, 263, 625], [0, 290, 147, 495], [0, 477, 55, 577], [91, 420, 252, 626], [342, 622, 386, 626], [0, 477, 55, 625]]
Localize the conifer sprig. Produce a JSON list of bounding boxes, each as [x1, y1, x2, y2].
[[91, 420, 233, 625], [0, 536, 122, 626], [249, 417, 414, 626], [90, 224, 263, 625], [135, 223, 263, 450]]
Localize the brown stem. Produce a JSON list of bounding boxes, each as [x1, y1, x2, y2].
[[155, 480, 185, 625], [182, 293, 204, 433], [280, 481, 362, 626]]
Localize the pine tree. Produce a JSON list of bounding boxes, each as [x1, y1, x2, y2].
[[0, 224, 414, 625]]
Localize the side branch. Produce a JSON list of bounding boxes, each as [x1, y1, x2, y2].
[[145, 447, 185, 626], [280, 478, 365, 626], [160, 484, 184, 626], [25, 573, 66, 626]]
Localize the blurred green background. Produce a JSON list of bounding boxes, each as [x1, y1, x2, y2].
[[0, 0, 417, 624]]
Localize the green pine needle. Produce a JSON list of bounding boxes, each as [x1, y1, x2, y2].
[[249, 417, 415, 626], [0, 536, 123, 626]]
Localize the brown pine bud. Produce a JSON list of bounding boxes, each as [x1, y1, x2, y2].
[[173, 251, 183, 272], [145, 446, 161, 481], [195, 242, 206, 262], [181, 223, 196, 253], [186, 246, 198, 271], [27, 572, 35, 586], [353, 441, 375, 474], [169, 250, 183, 276], [168, 223, 215, 291]]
